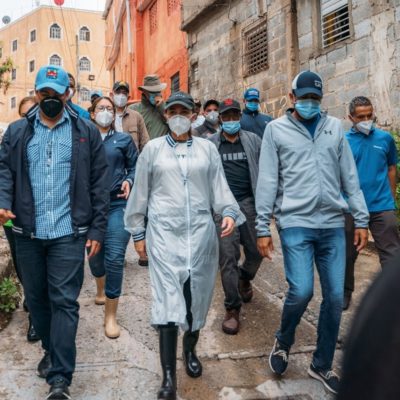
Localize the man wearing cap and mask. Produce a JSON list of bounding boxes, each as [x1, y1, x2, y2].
[[111, 80, 149, 153], [256, 70, 369, 394], [193, 99, 221, 138], [130, 74, 169, 139], [0, 65, 109, 400], [208, 98, 263, 335], [240, 88, 273, 138], [125, 91, 244, 400], [342, 96, 400, 310]]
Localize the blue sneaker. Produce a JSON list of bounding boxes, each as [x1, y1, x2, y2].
[[269, 339, 289, 375], [308, 363, 340, 394]]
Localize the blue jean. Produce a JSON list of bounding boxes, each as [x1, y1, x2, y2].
[[15, 234, 86, 385], [88, 200, 130, 299], [277, 227, 345, 370]]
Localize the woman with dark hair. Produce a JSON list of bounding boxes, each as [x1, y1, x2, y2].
[[2, 96, 39, 342], [88, 96, 138, 338]]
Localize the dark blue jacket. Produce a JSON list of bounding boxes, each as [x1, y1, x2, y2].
[[0, 104, 109, 242], [103, 130, 138, 201], [240, 109, 273, 138]]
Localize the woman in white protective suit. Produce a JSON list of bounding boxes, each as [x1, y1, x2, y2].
[[124, 91, 245, 400]]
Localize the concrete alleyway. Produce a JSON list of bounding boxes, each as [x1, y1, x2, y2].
[[0, 228, 380, 400]]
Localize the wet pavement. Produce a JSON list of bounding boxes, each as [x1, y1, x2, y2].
[[0, 227, 380, 399]]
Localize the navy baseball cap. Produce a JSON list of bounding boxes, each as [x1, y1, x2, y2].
[[292, 70, 323, 98], [165, 91, 194, 110], [244, 88, 260, 101], [113, 81, 130, 92], [35, 65, 69, 94], [219, 98, 241, 113]]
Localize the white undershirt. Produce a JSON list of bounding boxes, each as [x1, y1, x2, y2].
[[115, 113, 123, 132]]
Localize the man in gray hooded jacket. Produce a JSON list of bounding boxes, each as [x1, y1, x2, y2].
[[256, 71, 369, 395]]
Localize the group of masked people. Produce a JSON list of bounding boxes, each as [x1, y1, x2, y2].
[[0, 64, 398, 400]]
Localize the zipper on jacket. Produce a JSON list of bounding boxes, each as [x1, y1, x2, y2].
[[24, 129, 36, 237], [185, 180, 192, 272]]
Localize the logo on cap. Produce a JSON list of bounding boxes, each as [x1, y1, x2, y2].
[[119, 81, 127, 86], [46, 67, 58, 79], [248, 90, 258, 96], [224, 99, 234, 106], [315, 80, 322, 88]]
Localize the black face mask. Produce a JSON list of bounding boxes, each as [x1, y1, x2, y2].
[[39, 96, 64, 118]]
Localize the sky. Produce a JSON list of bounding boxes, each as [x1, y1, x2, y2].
[[1, 0, 106, 27]]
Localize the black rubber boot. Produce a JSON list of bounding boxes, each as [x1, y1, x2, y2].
[[182, 330, 202, 378], [157, 325, 178, 400]]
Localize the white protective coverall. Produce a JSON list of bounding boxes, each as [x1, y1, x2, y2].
[[124, 134, 245, 331]]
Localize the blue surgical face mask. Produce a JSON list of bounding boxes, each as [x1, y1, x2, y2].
[[294, 99, 321, 120], [246, 101, 259, 112], [149, 94, 156, 106], [222, 121, 241, 135]]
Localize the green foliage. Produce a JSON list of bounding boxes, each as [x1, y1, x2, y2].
[[0, 277, 20, 313], [0, 40, 14, 94]]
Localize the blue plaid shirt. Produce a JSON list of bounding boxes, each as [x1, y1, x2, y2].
[[27, 110, 74, 239]]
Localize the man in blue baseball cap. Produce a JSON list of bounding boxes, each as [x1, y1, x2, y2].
[[256, 70, 369, 394], [240, 87, 273, 138], [0, 65, 109, 399]]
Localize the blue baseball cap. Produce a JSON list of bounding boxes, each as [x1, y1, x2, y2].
[[292, 70, 323, 98], [244, 88, 260, 101], [35, 65, 70, 94]]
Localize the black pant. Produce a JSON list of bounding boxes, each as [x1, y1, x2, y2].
[[15, 234, 86, 385], [216, 196, 263, 310], [345, 211, 400, 295]]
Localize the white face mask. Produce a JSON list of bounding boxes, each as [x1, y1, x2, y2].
[[113, 93, 128, 108], [356, 120, 374, 135], [168, 115, 192, 136], [205, 110, 219, 125], [67, 88, 74, 101], [95, 110, 114, 128]]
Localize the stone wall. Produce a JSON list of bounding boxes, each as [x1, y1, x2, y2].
[[182, 0, 294, 118], [182, 0, 400, 129], [297, 0, 400, 129]]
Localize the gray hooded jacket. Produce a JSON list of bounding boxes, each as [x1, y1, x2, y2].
[[256, 110, 369, 237]]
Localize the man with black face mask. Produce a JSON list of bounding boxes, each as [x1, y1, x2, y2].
[[0, 65, 109, 400]]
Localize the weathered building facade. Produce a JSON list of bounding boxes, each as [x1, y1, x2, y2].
[[104, 0, 188, 101], [182, 0, 400, 129]]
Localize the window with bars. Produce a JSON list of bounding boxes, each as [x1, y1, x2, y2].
[[190, 62, 199, 85], [79, 57, 91, 72], [167, 0, 180, 15], [11, 69, 16, 80], [242, 18, 268, 77], [29, 60, 35, 73], [150, 1, 158, 34], [171, 72, 180, 93], [11, 97, 16, 109], [12, 40, 17, 52], [321, 0, 351, 48], [79, 26, 90, 41], [49, 54, 62, 66], [50, 23, 61, 39], [79, 88, 90, 102], [30, 29, 36, 42]]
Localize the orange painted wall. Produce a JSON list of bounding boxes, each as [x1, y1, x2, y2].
[[105, 0, 188, 102]]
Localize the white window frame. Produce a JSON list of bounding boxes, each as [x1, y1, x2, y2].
[[79, 26, 91, 42], [49, 54, 62, 66], [320, 0, 351, 48], [79, 87, 90, 102], [79, 56, 91, 72], [49, 23, 62, 40]]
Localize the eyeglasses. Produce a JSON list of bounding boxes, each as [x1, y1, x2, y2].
[[95, 106, 114, 112]]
